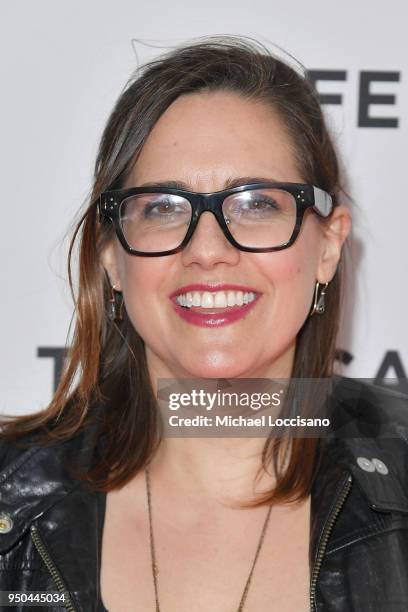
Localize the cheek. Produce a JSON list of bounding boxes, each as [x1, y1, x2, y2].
[[259, 245, 316, 289], [257, 242, 318, 323], [119, 258, 165, 330]]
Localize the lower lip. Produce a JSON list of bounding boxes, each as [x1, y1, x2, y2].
[[170, 294, 261, 327]]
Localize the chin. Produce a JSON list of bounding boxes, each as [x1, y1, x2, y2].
[[181, 353, 256, 379]]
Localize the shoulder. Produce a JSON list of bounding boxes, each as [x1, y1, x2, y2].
[[0, 401, 106, 480], [0, 427, 43, 476], [329, 374, 408, 436], [315, 376, 408, 514]]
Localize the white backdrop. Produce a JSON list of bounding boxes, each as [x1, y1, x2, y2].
[[1, 0, 407, 416]]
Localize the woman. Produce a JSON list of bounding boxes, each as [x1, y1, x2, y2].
[[1, 36, 408, 612]]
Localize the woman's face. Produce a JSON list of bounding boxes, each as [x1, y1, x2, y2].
[[102, 90, 351, 381]]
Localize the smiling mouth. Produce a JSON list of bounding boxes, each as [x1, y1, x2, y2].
[[170, 289, 261, 327], [175, 289, 258, 311]]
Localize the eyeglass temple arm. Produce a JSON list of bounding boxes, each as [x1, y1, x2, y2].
[[313, 187, 333, 217]]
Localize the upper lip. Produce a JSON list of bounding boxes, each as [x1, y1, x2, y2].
[[170, 283, 261, 298]]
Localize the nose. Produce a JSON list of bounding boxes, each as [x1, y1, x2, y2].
[[180, 210, 240, 269]]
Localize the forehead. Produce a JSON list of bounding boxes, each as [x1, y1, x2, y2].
[[127, 90, 302, 189]]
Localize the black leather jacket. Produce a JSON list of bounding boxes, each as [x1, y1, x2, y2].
[[1, 376, 408, 612]]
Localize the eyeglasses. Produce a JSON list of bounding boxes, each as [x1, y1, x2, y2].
[[98, 182, 333, 256]]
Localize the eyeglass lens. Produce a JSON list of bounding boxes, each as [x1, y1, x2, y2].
[[119, 188, 297, 252]]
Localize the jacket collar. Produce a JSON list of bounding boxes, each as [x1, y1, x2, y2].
[[1, 376, 408, 556]]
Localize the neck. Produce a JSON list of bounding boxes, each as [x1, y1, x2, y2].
[[145, 349, 295, 509], [148, 435, 282, 509]]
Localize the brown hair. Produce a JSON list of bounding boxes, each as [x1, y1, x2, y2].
[[0, 35, 348, 506]]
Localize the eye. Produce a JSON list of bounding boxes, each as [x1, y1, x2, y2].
[[246, 198, 278, 211], [246, 194, 280, 209], [144, 199, 178, 217], [231, 195, 280, 216]]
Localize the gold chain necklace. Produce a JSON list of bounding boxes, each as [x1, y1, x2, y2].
[[145, 466, 273, 612]]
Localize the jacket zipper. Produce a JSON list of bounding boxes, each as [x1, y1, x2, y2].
[[309, 472, 353, 612], [30, 523, 77, 612]]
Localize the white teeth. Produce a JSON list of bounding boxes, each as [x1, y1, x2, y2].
[[176, 290, 257, 309], [214, 292, 227, 307], [227, 291, 235, 307], [201, 292, 213, 307]]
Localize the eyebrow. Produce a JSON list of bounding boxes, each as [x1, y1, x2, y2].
[[136, 176, 281, 191]]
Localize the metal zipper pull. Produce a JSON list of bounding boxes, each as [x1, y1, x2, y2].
[[30, 523, 77, 612], [309, 473, 353, 612]]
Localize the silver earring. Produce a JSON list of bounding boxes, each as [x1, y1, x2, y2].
[[108, 284, 124, 321], [310, 281, 329, 316]]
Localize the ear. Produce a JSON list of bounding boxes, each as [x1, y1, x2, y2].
[[100, 240, 122, 291], [317, 205, 352, 282]]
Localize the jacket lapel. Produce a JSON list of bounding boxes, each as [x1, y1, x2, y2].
[[310, 377, 408, 591], [0, 412, 102, 555]]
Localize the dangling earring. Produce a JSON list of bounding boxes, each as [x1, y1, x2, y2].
[[310, 281, 329, 316], [108, 284, 124, 321]]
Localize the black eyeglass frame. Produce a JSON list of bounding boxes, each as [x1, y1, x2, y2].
[[98, 182, 334, 256]]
